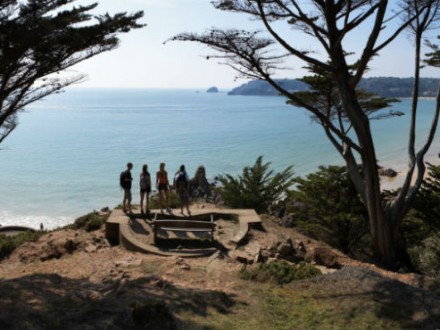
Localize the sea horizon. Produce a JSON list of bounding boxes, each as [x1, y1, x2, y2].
[[0, 88, 438, 229]]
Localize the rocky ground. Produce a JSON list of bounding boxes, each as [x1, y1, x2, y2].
[[0, 211, 439, 329]]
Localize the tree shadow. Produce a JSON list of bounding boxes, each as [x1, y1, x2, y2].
[[0, 272, 239, 329], [301, 266, 440, 328], [372, 276, 440, 329]]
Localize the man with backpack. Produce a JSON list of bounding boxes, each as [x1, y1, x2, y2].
[[120, 162, 133, 214], [174, 164, 191, 216]]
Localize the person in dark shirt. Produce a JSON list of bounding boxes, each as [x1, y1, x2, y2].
[[121, 162, 133, 213], [174, 164, 191, 216]]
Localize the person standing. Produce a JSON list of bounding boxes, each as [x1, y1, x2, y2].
[[139, 164, 151, 214], [120, 162, 133, 214], [156, 162, 172, 214], [174, 164, 191, 216]]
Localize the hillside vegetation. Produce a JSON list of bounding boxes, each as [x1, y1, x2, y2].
[[228, 77, 440, 98]]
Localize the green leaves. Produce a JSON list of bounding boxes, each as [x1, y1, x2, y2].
[[289, 165, 369, 256], [217, 156, 294, 213]]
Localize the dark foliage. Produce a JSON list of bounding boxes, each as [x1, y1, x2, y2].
[[289, 165, 369, 257], [402, 161, 440, 276], [0, 0, 144, 143]]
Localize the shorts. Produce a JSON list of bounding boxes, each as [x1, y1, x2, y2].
[[123, 188, 132, 202], [158, 183, 168, 191], [141, 187, 151, 194]]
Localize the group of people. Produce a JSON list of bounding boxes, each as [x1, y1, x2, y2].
[[119, 162, 191, 216]]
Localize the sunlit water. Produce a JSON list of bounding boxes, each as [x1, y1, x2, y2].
[[0, 88, 438, 229]]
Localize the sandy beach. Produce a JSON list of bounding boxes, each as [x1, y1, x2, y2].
[[380, 148, 440, 191]]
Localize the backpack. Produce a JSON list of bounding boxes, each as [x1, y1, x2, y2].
[[120, 171, 126, 188], [176, 172, 187, 190], [120, 170, 132, 189]]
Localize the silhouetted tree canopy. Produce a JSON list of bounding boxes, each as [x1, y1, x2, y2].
[[0, 0, 144, 143]]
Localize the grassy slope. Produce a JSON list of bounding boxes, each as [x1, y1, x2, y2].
[[177, 267, 440, 330]]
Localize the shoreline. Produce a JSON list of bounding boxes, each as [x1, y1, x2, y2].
[[380, 151, 439, 190]]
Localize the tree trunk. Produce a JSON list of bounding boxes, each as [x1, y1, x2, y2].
[[333, 63, 401, 269]]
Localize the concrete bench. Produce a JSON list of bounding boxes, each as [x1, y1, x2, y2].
[[152, 215, 215, 244]]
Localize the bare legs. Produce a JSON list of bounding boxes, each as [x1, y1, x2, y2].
[[122, 189, 132, 213], [158, 189, 170, 213], [140, 192, 150, 213]]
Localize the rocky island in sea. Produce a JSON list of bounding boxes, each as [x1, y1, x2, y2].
[[206, 86, 219, 93]]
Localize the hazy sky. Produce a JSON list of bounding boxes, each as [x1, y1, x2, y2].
[[71, 0, 440, 90]]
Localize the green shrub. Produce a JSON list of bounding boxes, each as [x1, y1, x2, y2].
[[0, 231, 44, 260], [402, 161, 440, 275], [84, 218, 103, 232], [240, 260, 321, 284], [69, 212, 109, 232], [289, 165, 369, 258], [409, 236, 440, 277], [217, 156, 294, 213]]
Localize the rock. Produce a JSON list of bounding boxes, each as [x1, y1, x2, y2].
[[305, 246, 341, 268], [84, 244, 97, 253], [378, 167, 397, 177], [232, 251, 254, 264], [174, 257, 191, 270], [277, 242, 292, 257], [101, 206, 110, 213], [180, 263, 191, 271], [206, 86, 219, 93], [293, 239, 306, 253]]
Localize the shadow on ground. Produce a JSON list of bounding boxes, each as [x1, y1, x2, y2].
[[372, 274, 440, 329], [0, 273, 239, 330], [303, 266, 440, 329]]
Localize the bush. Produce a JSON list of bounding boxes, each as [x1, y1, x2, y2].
[[217, 156, 295, 213], [409, 236, 440, 277], [0, 231, 44, 260], [402, 161, 440, 275], [240, 260, 321, 284], [288, 165, 369, 258], [69, 212, 109, 232]]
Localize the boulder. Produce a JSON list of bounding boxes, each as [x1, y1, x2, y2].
[[378, 167, 397, 177], [232, 250, 255, 264], [276, 237, 293, 257], [305, 246, 341, 268]]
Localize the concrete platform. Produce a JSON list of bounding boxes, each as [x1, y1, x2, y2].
[[105, 207, 261, 257]]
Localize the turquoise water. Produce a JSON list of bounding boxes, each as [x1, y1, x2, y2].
[[0, 88, 438, 229]]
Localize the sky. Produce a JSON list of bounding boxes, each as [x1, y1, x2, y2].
[[70, 0, 440, 90]]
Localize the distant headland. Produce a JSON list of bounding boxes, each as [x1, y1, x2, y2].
[[228, 77, 440, 98]]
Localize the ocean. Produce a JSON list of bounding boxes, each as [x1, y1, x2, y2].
[[0, 88, 438, 229]]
